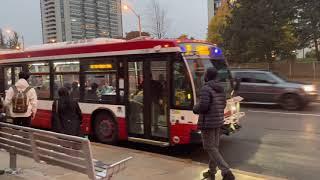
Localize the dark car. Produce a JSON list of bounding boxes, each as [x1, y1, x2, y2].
[[231, 69, 318, 110]]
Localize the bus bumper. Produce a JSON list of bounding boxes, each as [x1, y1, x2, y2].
[[190, 112, 245, 144]]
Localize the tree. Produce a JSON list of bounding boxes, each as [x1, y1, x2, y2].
[[207, 0, 231, 45], [294, 0, 320, 61], [305, 49, 317, 59], [125, 31, 150, 40], [177, 34, 195, 40], [223, 0, 298, 63], [7, 31, 20, 49], [148, 0, 169, 39], [177, 34, 189, 40], [0, 29, 6, 49]]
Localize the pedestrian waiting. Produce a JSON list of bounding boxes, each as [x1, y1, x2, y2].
[[4, 71, 38, 127], [51, 87, 82, 136], [193, 67, 235, 180]]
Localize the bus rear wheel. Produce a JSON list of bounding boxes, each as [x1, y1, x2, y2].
[[94, 113, 118, 144]]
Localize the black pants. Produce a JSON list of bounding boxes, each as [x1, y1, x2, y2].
[[13, 117, 31, 127]]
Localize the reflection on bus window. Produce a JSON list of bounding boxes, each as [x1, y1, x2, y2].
[[128, 62, 143, 102], [128, 61, 144, 135], [29, 63, 49, 73], [151, 61, 168, 138], [29, 75, 50, 99], [84, 74, 116, 103], [14, 67, 22, 83], [70, 82, 80, 100], [54, 60, 80, 72], [4, 67, 12, 91], [28, 63, 51, 99], [173, 61, 193, 107], [54, 74, 79, 98], [187, 58, 233, 99]]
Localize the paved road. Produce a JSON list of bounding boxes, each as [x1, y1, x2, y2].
[[191, 103, 320, 180], [120, 103, 320, 180]]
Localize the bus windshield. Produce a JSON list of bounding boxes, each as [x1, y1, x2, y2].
[[186, 57, 233, 99]]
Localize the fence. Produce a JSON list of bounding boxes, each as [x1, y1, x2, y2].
[[230, 61, 320, 81]]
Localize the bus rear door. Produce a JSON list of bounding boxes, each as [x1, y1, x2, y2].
[[126, 57, 170, 146]]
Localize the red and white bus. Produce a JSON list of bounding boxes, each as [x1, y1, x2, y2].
[[0, 38, 244, 146]]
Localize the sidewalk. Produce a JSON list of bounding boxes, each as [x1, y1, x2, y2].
[[0, 143, 286, 180]]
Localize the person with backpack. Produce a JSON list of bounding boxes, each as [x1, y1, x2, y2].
[[51, 87, 82, 136], [4, 72, 38, 127], [193, 67, 235, 180]]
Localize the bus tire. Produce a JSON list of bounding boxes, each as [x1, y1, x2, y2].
[[94, 113, 118, 144]]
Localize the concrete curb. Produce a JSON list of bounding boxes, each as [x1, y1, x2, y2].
[[231, 169, 287, 180], [92, 143, 288, 180]]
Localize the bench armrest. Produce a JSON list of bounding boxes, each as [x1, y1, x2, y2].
[[94, 157, 133, 180]]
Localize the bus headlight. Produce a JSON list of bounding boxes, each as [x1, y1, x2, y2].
[[303, 85, 315, 93]]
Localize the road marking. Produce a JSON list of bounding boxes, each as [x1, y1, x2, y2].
[[248, 110, 320, 117]]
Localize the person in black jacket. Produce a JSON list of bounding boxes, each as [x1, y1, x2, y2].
[[193, 67, 235, 180], [52, 87, 82, 136]]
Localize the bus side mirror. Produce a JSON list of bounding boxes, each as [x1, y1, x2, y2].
[[234, 78, 241, 91]]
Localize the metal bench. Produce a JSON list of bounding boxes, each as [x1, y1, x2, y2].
[[0, 122, 132, 180]]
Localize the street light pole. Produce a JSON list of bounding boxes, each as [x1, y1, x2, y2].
[[138, 15, 142, 37], [123, 5, 142, 37]]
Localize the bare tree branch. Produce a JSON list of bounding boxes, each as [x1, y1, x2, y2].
[[0, 29, 6, 49], [148, 0, 170, 39], [8, 31, 20, 49]]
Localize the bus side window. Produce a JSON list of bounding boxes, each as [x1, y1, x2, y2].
[[3, 67, 12, 91], [172, 61, 193, 108], [28, 63, 51, 99], [84, 74, 117, 103]]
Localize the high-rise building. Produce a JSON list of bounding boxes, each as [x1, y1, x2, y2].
[[208, 0, 222, 23], [40, 0, 123, 43]]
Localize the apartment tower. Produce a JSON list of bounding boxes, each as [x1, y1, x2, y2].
[[41, 0, 123, 43]]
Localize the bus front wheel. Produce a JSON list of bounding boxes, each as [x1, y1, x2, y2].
[[94, 113, 118, 144]]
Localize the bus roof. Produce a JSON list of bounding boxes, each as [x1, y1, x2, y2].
[[0, 38, 183, 63]]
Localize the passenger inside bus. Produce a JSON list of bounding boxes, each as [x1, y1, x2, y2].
[[85, 83, 99, 101], [99, 83, 115, 95], [150, 73, 167, 133], [53, 83, 58, 98], [129, 82, 144, 134], [64, 82, 72, 91], [70, 81, 80, 101]]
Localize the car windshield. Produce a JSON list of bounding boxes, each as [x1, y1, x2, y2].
[[186, 57, 233, 99], [272, 72, 288, 82]]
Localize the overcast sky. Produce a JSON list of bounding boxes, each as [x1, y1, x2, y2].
[[0, 0, 208, 46]]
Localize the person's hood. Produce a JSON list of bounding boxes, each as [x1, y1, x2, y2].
[[204, 67, 218, 82], [15, 79, 30, 89], [206, 80, 225, 93]]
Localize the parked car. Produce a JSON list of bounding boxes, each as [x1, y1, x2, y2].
[[231, 69, 318, 110]]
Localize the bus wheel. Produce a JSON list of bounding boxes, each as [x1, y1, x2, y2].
[[94, 113, 118, 144]]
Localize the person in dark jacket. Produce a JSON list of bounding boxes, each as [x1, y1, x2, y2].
[[193, 67, 235, 180], [52, 87, 82, 136], [70, 81, 80, 101]]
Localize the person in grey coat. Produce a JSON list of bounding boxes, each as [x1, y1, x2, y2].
[[193, 67, 235, 180]]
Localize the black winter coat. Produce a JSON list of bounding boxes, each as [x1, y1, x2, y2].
[[193, 80, 226, 130], [51, 100, 82, 136]]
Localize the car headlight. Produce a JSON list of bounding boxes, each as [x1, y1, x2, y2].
[[303, 85, 315, 92], [231, 105, 237, 112]]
